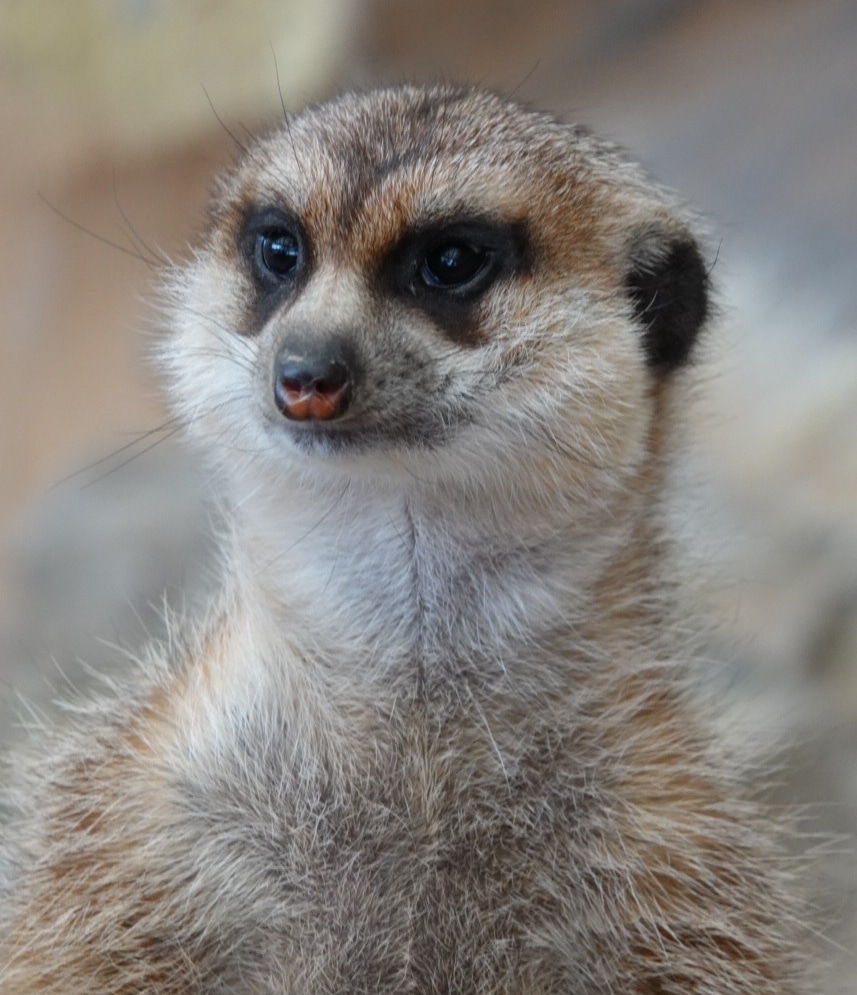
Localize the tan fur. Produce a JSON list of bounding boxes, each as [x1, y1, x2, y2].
[[1, 85, 804, 993]]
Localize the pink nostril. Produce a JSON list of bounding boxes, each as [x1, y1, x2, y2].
[[274, 357, 351, 422]]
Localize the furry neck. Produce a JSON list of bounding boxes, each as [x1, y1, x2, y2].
[[221, 462, 657, 689]]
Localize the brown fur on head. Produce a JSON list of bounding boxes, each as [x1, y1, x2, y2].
[[165, 85, 708, 502]]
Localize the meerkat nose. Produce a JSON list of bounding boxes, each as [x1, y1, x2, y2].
[[273, 341, 354, 422]]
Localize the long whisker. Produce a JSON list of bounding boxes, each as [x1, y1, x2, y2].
[[201, 84, 250, 157], [49, 418, 186, 489], [111, 174, 171, 268], [38, 195, 156, 270], [270, 43, 289, 122], [79, 424, 186, 489]]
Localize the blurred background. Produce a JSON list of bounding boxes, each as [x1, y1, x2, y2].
[[1, 0, 855, 987]]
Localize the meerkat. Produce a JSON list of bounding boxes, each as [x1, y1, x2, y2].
[[0, 84, 805, 994]]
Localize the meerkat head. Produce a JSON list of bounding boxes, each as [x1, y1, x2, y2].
[[163, 85, 709, 515]]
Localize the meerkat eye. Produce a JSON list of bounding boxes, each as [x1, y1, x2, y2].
[[420, 240, 491, 289], [256, 229, 301, 279]]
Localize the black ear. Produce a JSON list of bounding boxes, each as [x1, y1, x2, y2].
[[625, 226, 710, 374]]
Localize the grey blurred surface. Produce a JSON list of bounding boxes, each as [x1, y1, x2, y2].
[[1, 0, 855, 987]]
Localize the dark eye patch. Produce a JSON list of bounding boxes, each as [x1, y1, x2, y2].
[[236, 206, 311, 333], [240, 207, 306, 285], [386, 218, 528, 345]]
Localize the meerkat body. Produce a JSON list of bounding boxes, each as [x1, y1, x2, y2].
[[1, 86, 802, 993]]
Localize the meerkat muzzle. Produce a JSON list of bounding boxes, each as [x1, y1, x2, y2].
[[273, 341, 354, 422]]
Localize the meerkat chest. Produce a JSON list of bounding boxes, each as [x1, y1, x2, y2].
[[178, 703, 605, 994]]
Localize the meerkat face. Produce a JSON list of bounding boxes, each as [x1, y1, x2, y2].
[[165, 85, 708, 504]]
